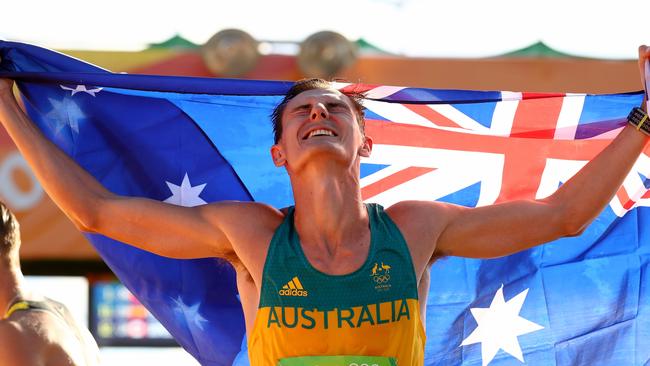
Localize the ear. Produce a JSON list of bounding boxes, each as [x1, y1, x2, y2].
[[270, 144, 286, 167], [359, 135, 373, 158]]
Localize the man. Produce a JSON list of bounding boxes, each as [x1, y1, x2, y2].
[[0, 46, 649, 365], [0, 202, 101, 366]]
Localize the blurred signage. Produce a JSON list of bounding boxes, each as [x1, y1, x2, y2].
[[0, 147, 44, 211], [91, 280, 177, 347], [0, 129, 97, 259]]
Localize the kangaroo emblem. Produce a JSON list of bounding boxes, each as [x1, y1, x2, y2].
[[370, 262, 392, 291], [371, 262, 392, 276]]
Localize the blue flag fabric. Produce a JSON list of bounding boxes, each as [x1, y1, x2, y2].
[[1, 40, 649, 366]]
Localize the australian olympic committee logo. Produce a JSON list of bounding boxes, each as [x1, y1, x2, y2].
[[370, 262, 392, 291]]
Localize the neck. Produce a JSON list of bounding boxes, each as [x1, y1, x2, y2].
[[290, 160, 368, 254], [0, 264, 26, 315]]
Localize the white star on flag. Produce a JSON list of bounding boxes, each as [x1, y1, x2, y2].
[[460, 285, 544, 366], [60, 84, 103, 96], [171, 296, 208, 331], [45, 97, 84, 135], [164, 173, 207, 207]]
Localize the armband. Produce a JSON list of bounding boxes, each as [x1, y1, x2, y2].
[[628, 107, 650, 136]]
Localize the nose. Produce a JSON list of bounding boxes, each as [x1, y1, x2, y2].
[[310, 103, 328, 121]]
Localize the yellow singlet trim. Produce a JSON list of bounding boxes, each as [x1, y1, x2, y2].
[[3, 301, 30, 319]]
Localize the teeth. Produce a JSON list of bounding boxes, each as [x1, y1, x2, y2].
[[308, 129, 334, 138]]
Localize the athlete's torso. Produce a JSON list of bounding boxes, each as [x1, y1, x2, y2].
[[2, 297, 100, 366], [248, 203, 426, 366]]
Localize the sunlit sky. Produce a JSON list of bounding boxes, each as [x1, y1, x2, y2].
[[1, 0, 649, 58]]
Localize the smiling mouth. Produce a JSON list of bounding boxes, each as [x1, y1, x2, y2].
[[303, 129, 338, 140]]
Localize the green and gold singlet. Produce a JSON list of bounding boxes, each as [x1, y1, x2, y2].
[[248, 204, 425, 365]]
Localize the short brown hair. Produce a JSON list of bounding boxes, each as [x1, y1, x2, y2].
[[270, 78, 366, 144], [0, 202, 20, 257]]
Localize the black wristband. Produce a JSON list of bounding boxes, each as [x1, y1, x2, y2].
[[628, 107, 650, 135]]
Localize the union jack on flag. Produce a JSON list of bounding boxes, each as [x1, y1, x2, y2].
[[349, 84, 649, 217], [1, 40, 650, 365]]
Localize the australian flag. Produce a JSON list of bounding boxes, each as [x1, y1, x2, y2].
[[1, 40, 649, 366]]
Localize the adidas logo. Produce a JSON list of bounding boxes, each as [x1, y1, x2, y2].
[[278, 276, 309, 297]]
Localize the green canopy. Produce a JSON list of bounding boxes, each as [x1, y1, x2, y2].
[[498, 41, 578, 58], [355, 38, 393, 55], [148, 34, 198, 50]]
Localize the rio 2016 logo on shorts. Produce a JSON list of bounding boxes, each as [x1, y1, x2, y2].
[[279, 276, 309, 297], [370, 262, 392, 292]]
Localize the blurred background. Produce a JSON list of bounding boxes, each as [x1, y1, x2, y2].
[[1, 0, 649, 364]]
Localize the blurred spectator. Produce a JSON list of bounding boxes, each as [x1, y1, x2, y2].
[[0, 201, 101, 365]]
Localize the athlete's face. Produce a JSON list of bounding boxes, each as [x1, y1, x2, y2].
[[271, 88, 372, 171]]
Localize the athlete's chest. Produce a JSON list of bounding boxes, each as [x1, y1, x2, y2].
[[259, 254, 417, 336], [241, 235, 410, 334], [298, 241, 371, 276], [261, 239, 416, 312]]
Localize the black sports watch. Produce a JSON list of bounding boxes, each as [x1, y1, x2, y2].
[[628, 107, 650, 135]]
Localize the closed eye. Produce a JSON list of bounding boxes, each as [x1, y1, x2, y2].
[[326, 102, 349, 111], [289, 104, 312, 115]]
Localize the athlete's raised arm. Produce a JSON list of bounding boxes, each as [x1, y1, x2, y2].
[[0, 78, 263, 260], [417, 46, 650, 261]]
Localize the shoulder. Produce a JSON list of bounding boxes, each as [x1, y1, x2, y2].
[[200, 200, 286, 239], [0, 318, 32, 339], [384, 200, 452, 240], [203, 201, 286, 271], [205, 200, 284, 223], [0, 319, 23, 340], [0, 320, 34, 364], [384, 200, 455, 230], [384, 200, 463, 268]]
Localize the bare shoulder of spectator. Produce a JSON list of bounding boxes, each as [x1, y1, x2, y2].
[[0, 320, 37, 365]]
